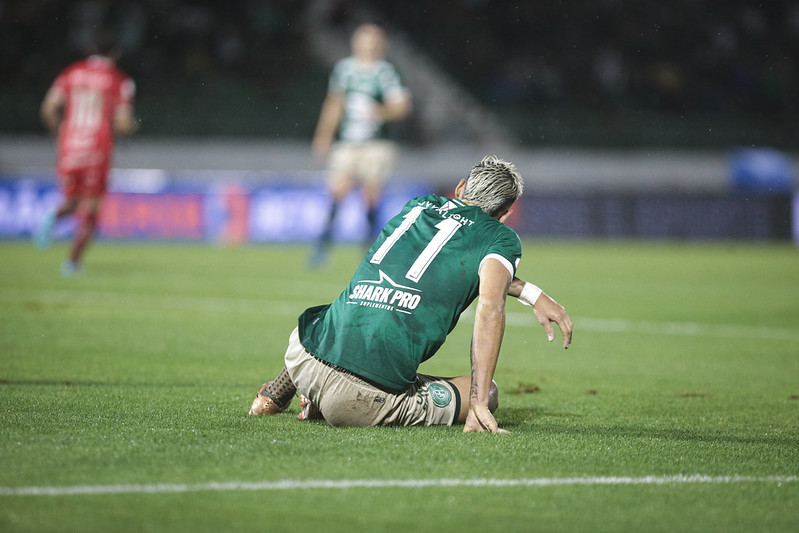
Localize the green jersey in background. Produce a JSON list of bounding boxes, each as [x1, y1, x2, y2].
[[328, 57, 407, 143]]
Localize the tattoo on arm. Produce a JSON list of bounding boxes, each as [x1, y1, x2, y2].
[[469, 339, 478, 400]]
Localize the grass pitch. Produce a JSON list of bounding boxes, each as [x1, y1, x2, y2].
[[1, 240, 798, 532]]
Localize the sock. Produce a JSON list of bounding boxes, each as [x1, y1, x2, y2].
[[264, 367, 297, 408], [366, 206, 379, 239], [70, 210, 98, 263], [319, 201, 339, 244]]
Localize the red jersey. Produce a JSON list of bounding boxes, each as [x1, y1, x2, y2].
[[50, 55, 135, 173]]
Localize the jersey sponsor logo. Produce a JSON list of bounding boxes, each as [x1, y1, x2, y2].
[[417, 199, 475, 227], [347, 269, 421, 315], [440, 200, 458, 213]]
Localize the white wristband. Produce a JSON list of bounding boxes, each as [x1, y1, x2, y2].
[[518, 282, 543, 307]]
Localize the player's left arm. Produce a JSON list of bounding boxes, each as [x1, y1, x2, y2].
[[464, 257, 512, 434], [114, 105, 138, 136], [114, 78, 138, 136], [508, 276, 573, 349], [40, 87, 64, 134]]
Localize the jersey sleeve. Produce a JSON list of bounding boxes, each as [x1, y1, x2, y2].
[[112, 75, 135, 116], [119, 77, 136, 104], [479, 226, 522, 278], [328, 60, 348, 94]]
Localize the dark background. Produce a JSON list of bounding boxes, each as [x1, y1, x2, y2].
[[2, 0, 797, 148]]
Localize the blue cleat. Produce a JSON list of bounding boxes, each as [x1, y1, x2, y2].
[[60, 259, 81, 277]]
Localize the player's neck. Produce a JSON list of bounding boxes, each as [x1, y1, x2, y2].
[[354, 55, 380, 66], [88, 55, 115, 65]]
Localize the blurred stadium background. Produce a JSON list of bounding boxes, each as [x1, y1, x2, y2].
[[1, 0, 797, 243]]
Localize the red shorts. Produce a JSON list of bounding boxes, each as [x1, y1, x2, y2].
[[57, 164, 110, 199]]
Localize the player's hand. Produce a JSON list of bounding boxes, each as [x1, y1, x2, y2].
[[463, 405, 509, 434], [532, 293, 573, 349]]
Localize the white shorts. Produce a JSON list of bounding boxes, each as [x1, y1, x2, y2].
[[283, 327, 460, 427], [328, 140, 398, 184]]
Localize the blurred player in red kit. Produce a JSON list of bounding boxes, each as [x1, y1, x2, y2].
[[34, 33, 138, 276]]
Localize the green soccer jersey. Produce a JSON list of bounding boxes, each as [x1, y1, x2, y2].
[[298, 194, 522, 390], [329, 57, 407, 143]]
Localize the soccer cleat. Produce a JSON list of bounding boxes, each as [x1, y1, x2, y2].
[[33, 213, 56, 250], [248, 382, 290, 416], [298, 394, 324, 421], [60, 259, 82, 277]]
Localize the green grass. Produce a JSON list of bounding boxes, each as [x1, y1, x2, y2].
[[1, 240, 798, 532]]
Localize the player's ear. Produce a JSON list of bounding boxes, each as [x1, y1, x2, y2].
[[454, 179, 466, 199]]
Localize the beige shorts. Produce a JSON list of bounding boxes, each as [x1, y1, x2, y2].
[[329, 140, 398, 184], [283, 327, 460, 427]]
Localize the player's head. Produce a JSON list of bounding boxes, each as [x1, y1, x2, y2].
[[351, 23, 387, 61], [460, 156, 524, 218], [90, 31, 122, 60]]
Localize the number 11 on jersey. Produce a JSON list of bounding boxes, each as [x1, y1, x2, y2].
[[370, 205, 461, 282]]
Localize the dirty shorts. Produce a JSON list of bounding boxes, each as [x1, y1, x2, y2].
[[283, 327, 460, 427]]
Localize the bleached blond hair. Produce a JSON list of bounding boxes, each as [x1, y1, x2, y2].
[[461, 155, 524, 217]]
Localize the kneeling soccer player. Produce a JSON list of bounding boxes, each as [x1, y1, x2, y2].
[[250, 156, 572, 433]]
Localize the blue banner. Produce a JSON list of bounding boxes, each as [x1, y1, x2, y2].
[[0, 172, 432, 243]]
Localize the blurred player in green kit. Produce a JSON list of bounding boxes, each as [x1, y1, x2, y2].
[[310, 22, 412, 266], [251, 156, 573, 433]]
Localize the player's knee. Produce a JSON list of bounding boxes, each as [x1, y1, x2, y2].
[[80, 210, 99, 227], [59, 199, 79, 216], [488, 379, 500, 413]]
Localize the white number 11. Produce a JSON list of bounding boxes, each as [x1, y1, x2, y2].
[[370, 206, 461, 282]]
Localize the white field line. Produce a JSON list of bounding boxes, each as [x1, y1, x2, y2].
[[1, 475, 796, 497], [3, 288, 799, 341]]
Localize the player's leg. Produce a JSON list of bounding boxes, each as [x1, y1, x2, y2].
[[34, 171, 79, 250], [361, 180, 383, 245], [298, 392, 323, 421], [358, 141, 396, 244], [34, 200, 76, 250], [55, 199, 80, 218], [55, 169, 83, 219], [314, 373, 469, 428], [278, 327, 385, 425], [446, 375, 500, 424], [311, 145, 356, 267], [61, 196, 100, 276], [62, 166, 109, 275], [321, 170, 354, 240], [248, 327, 305, 416], [249, 367, 297, 415]]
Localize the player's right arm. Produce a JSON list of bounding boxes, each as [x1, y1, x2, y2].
[[40, 87, 65, 134], [508, 276, 573, 349], [375, 90, 411, 123], [312, 93, 344, 159], [463, 257, 513, 434]]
